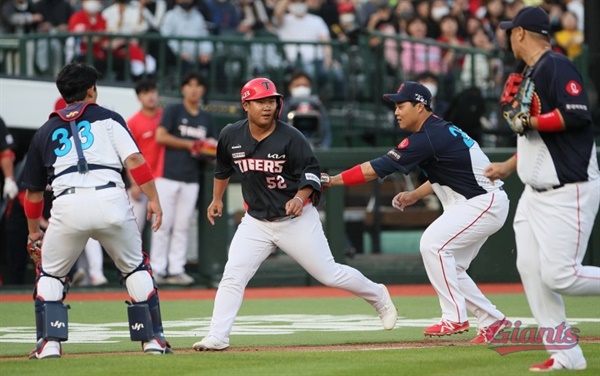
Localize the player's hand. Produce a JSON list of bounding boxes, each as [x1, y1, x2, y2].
[[2, 176, 18, 199], [207, 200, 223, 225], [146, 199, 162, 232], [27, 230, 44, 266], [285, 196, 305, 218], [392, 191, 417, 212], [484, 162, 512, 183]]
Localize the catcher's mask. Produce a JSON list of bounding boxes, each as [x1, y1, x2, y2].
[[240, 78, 284, 119]]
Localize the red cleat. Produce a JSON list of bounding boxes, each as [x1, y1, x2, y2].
[[424, 319, 469, 337], [470, 317, 508, 344]]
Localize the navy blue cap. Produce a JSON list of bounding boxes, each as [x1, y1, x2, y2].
[[383, 81, 432, 107], [499, 6, 550, 36]]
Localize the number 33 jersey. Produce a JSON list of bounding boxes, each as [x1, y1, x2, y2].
[[22, 103, 139, 193], [370, 114, 501, 209], [214, 119, 322, 220]]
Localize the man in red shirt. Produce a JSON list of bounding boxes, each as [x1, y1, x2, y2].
[[127, 79, 165, 237]]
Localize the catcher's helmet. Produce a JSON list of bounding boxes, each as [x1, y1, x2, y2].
[[240, 78, 283, 118]]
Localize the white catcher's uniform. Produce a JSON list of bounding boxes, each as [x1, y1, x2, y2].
[[512, 51, 600, 370]]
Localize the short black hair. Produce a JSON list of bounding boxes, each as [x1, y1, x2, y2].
[[289, 70, 312, 86], [56, 62, 100, 104], [181, 71, 207, 88], [135, 78, 157, 95], [414, 71, 438, 83]]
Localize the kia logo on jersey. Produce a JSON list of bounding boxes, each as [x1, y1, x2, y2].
[[267, 153, 286, 159], [565, 81, 582, 96]]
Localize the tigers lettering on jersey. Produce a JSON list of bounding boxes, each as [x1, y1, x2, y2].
[[234, 158, 286, 173]]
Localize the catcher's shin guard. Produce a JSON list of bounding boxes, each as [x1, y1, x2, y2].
[[126, 301, 155, 341], [34, 298, 70, 341]]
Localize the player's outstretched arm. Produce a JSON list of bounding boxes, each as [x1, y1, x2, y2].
[[207, 177, 230, 225], [484, 155, 517, 183], [329, 162, 379, 187], [392, 181, 433, 211]]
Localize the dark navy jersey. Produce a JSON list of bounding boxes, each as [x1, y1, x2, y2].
[[215, 119, 322, 219], [516, 50, 598, 188], [370, 114, 501, 207], [160, 104, 216, 183], [0, 117, 15, 151], [22, 104, 139, 193]]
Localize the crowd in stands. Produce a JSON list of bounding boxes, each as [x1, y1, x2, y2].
[[0, 1, 586, 94]]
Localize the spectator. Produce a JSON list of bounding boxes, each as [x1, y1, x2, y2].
[[330, 2, 361, 45], [401, 17, 442, 78], [415, 71, 449, 118], [160, 0, 214, 78], [0, 0, 43, 75], [393, 0, 415, 35], [126, 79, 165, 246], [274, 0, 345, 99], [102, 0, 157, 79], [461, 26, 502, 91], [427, 0, 451, 39], [139, 0, 168, 32], [436, 15, 466, 73], [554, 10, 583, 60], [365, 2, 400, 75], [32, 0, 73, 76], [481, 0, 506, 42], [281, 70, 332, 148], [152, 71, 217, 285], [204, 0, 241, 35]]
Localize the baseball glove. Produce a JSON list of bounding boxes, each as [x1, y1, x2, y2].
[[191, 139, 217, 159], [499, 73, 523, 106], [502, 76, 535, 135], [27, 235, 43, 266]]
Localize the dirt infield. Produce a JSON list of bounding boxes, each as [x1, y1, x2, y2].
[[0, 283, 524, 303]]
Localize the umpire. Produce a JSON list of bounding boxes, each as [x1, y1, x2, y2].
[[485, 6, 600, 372]]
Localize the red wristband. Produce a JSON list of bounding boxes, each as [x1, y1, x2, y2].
[[24, 198, 44, 219], [130, 162, 154, 186], [0, 149, 15, 160], [341, 165, 366, 186], [536, 109, 563, 132]]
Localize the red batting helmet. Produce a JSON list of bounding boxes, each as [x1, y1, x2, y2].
[[240, 77, 284, 118]]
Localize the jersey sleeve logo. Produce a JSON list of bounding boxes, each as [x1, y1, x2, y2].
[[565, 80, 582, 96], [398, 138, 409, 149], [387, 150, 401, 161]]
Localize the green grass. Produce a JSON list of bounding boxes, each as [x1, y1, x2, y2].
[[0, 294, 599, 375]]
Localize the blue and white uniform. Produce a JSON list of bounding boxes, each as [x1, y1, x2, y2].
[[513, 50, 600, 370], [371, 114, 509, 328]]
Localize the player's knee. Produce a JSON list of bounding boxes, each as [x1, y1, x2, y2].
[[541, 269, 577, 292], [36, 275, 68, 301]]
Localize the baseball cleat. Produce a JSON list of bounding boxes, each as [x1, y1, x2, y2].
[[164, 272, 195, 286], [29, 339, 61, 360], [529, 358, 586, 372], [193, 335, 229, 351], [470, 317, 508, 344], [376, 284, 398, 330], [143, 338, 173, 355], [424, 319, 469, 337]]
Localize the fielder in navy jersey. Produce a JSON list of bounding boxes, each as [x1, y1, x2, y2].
[[326, 81, 510, 344], [192, 77, 398, 351], [21, 62, 172, 358], [485, 7, 599, 372]]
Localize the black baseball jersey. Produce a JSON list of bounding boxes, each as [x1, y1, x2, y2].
[[22, 103, 139, 193], [370, 114, 500, 207], [215, 119, 322, 219], [160, 104, 216, 183], [516, 50, 598, 188]]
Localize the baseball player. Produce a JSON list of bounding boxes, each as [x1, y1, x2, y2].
[[22, 62, 172, 358], [192, 78, 397, 351], [485, 7, 600, 371], [126, 79, 165, 234], [324, 81, 509, 344], [151, 71, 216, 286]]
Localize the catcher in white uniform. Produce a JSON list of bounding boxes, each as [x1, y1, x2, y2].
[[192, 78, 398, 351], [486, 7, 600, 372], [22, 62, 172, 358]]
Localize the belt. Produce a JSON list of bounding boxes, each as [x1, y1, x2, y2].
[[532, 184, 564, 193], [263, 215, 294, 222], [55, 182, 117, 198]]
